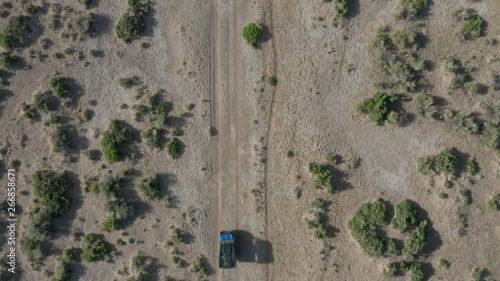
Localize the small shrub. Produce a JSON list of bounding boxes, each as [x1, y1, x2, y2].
[[102, 217, 118, 232], [348, 199, 388, 256], [115, 1, 151, 42], [170, 229, 183, 245], [136, 174, 162, 200], [167, 137, 182, 159], [192, 256, 209, 278], [20, 237, 43, 264], [383, 262, 398, 278], [32, 170, 71, 216], [409, 262, 424, 281], [21, 103, 39, 120], [309, 163, 334, 192], [486, 194, 500, 211], [50, 77, 70, 98], [312, 198, 325, 209], [463, 15, 484, 39], [393, 29, 417, 49], [79, 0, 93, 9], [242, 23, 262, 48], [415, 93, 436, 118], [386, 239, 400, 256], [0, 16, 32, 49], [392, 199, 418, 232], [459, 189, 472, 205], [106, 199, 135, 221], [481, 122, 500, 151], [67, 13, 94, 41], [83, 149, 100, 161], [401, 0, 428, 18], [374, 27, 391, 49], [0, 52, 18, 69], [118, 77, 139, 88], [418, 148, 457, 176], [101, 119, 134, 163], [34, 92, 56, 112], [62, 248, 78, 263], [266, 75, 278, 86], [453, 111, 480, 134], [25, 207, 53, 240], [464, 82, 478, 94], [403, 220, 428, 257], [356, 92, 398, 125], [466, 158, 478, 176], [334, 0, 349, 18], [149, 92, 170, 124], [52, 263, 71, 281], [141, 127, 162, 149], [439, 258, 450, 269], [51, 126, 71, 153], [439, 193, 447, 199], [81, 108, 92, 122], [471, 266, 486, 281], [82, 234, 110, 262]]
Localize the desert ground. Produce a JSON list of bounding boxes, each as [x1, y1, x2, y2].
[[0, 0, 499, 281]]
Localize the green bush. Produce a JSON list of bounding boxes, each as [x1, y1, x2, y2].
[[0, 16, 32, 49], [463, 15, 484, 39], [486, 194, 500, 211], [192, 256, 209, 278], [415, 93, 436, 118], [312, 198, 325, 209], [82, 233, 110, 262], [393, 29, 417, 49], [21, 103, 39, 120], [102, 217, 118, 232], [25, 207, 53, 240], [167, 137, 182, 159], [309, 163, 334, 192], [459, 189, 472, 205], [471, 266, 486, 281], [242, 23, 262, 48], [141, 127, 162, 149], [374, 27, 391, 49], [101, 119, 134, 163], [32, 170, 71, 216], [356, 92, 398, 125], [466, 158, 478, 176], [464, 82, 479, 94], [51, 126, 71, 153], [409, 263, 424, 281], [401, 0, 428, 18], [386, 238, 400, 256], [170, 229, 183, 245], [392, 199, 418, 232], [418, 148, 457, 175], [334, 0, 349, 17], [34, 92, 56, 112], [52, 263, 71, 281], [403, 220, 428, 257], [106, 199, 135, 221], [0, 52, 18, 69], [453, 111, 480, 134], [484, 100, 500, 123], [137, 174, 162, 200], [348, 199, 388, 256], [439, 258, 450, 269], [50, 77, 70, 98], [266, 75, 278, 86], [481, 122, 500, 151], [383, 262, 398, 278], [20, 237, 43, 264], [62, 248, 78, 263], [115, 1, 151, 42], [67, 13, 94, 41], [149, 93, 170, 124]]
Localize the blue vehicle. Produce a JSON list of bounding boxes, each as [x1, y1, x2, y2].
[[219, 231, 236, 268]]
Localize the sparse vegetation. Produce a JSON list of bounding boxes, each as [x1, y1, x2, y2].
[[392, 199, 418, 232], [51, 126, 71, 153], [400, 0, 428, 18], [242, 23, 262, 48], [32, 170, 71, 216], [393, 29, 417, 49], [34, 92, 56, 112], [141, 127, 162, 149], [459, 189, 472, 206], [62, 248, 79, 264], [83, 149, 100, 161], [102, 217, 118, 232], [417, 148, 457, 176], [486, 194, 500, 211], [67, 13, 94, 41], [309, 163, 334, 193], [415, 93, 436, 118], [356, 92, 399, 125], [192, 256, 209, 278], [467, 158, 478, 176], [82, 233, 110, 262], [136, 174, 162, 200], [0, 52, 18, 69], [0, 15, 31, 49], [471, 266, 487, 281]]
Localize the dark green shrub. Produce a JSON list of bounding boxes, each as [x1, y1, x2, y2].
[[101, 119, 134, 163], [309, 163, 334, 192], [0, 52, 18, 69], [463, 15, 484, 39], [67, 13, 94, 41], [334, 0, 349, 17], [51, 126, 71, 153], [21, 237, 43, 264], [386, 238, 400, 256], [50, 77, 70, 98], [141, 127, 162, 148], [392, 199, 418, 232], [356, 92, 398, 125], [102, 217, 118, 232], [418, 148, 457, 175], [115, 1, 151, 42], [32, 170, 71, 216], [401, 0, 428, 18], [409, 263, 424, 281], [459, 189, 472, 205], [118, 76, 139, 88], [0, 16, 32, 49], [348, 199, 388, 256], [403, 220, 428, 257], [62, 248, 78, 263], [266, 75, 278, 86], [439, 258, 450, 269], [149, 93, 170, 124], [52, 263, 71, 281], [34, 92, 56, 112], [82, 234, 110, 262], [486, 194, 500, 211], [439, 193, 447, 199], [136, 174, 162, 200], [83, 149, 100, 161], [242, 23, 262, 48], [167, 137, 182, 159], [466, 158, 478, 176], [192, 256, 209, 278], [21, 103, 39, 120]]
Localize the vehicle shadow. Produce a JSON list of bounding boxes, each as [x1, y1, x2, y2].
[[233, 229, 274, 264]]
